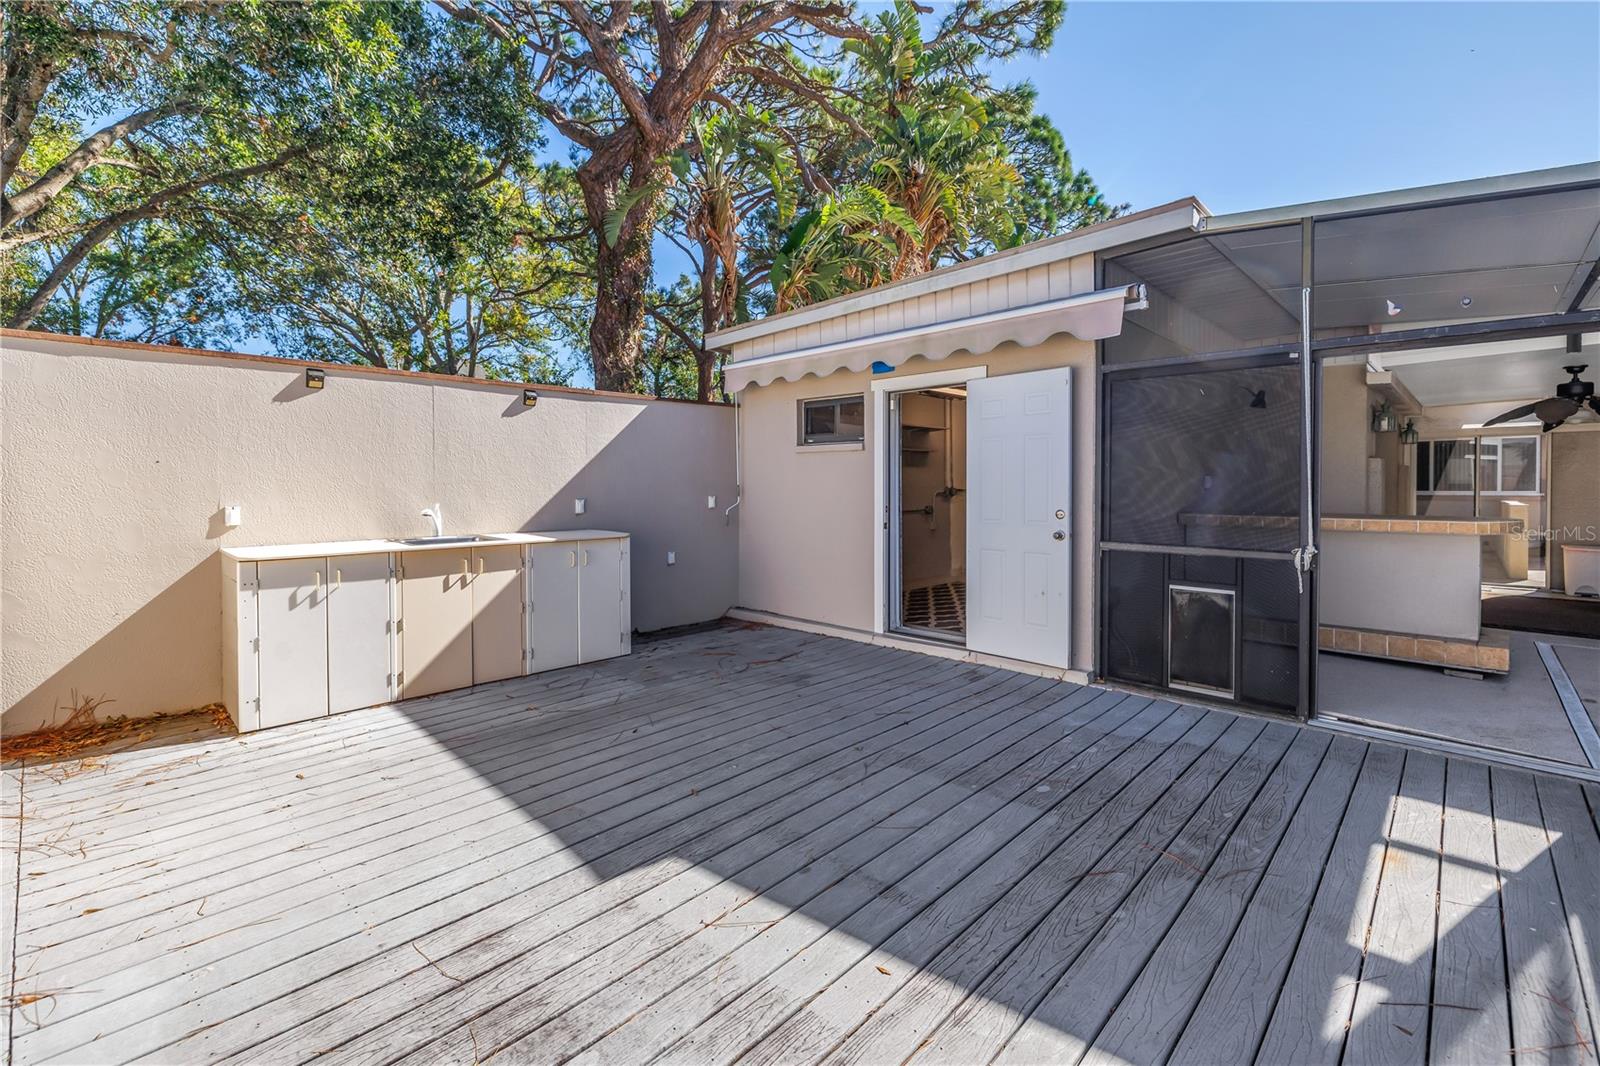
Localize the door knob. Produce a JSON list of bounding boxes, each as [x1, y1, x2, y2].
[[1052, 530, 1066, 541], [1055, 509, 1066, 520]]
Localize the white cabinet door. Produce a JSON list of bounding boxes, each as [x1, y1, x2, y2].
[[257, 558, 330, 728], [578, 539, 626, 664], [327, 552, 393, 715], [528, 542, 580, 673], [966, 367, 1073, 668]]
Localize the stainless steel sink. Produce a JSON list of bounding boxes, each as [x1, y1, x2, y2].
[[396, 534, 502, 545]]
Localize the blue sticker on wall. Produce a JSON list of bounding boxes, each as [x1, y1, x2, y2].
[[870, 361, 893, 374]]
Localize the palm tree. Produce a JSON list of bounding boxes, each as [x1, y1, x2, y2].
[[768, 186, 920, 311]]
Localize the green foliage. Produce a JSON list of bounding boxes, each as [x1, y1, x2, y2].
[[6, 0, 1121, 393], [769, 187, 921, 311]]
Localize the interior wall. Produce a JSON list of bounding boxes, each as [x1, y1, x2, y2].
[[1, 332, 738, 734], [898, 391, 960, 588], [1549, 428, 1600, 590], [1319, 362, 1372, 514], [735, 330, 1099, 673]]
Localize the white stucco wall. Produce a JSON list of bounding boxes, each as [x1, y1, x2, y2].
[[1, 331, 738, 734]]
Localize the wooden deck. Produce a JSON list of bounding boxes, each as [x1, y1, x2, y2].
[[4, 623, 1597, 1066]]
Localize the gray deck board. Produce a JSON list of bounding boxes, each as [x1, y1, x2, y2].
[[1077, 729, 1334, 1066], [1534, 775, 1600, 1061], [379, 682, 1115, 1066], [1165, 736, 1370, 1066], [1254, 741, 1407, 1065], [218, 671, 1063, 1065], [26, 640, 991, 1061], [4, 624, 1596, 1066], [1428, 759, 1512, 1066], [1494, 768, 1596, 1065], [891, 720, 1294, 1066], [1343, 750, 1445, 1066]]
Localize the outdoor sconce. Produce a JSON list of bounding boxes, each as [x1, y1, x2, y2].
[[1371, 400, 1396, 433], [522, 388, 538, 407], [305, 367, 325, 390], [1399, 418, 1419, 445]]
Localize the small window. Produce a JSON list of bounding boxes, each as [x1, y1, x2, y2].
[[799, 395, 865, 445]]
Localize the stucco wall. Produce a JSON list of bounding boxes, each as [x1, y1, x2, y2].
[[1320, 362, 1373, 515], [1, 332, 737, 734], [735, 332, 1100, 673], [1549, 428, 1600, 590]]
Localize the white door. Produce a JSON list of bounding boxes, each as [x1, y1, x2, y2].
[[327, 552, 392, 714], [578, 539, 626, 663], [966, 367, 1073, 668], [528, 542, 580, 672], [257, 557, 330, 727]]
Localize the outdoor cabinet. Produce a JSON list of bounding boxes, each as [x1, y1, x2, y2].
[[578, 539, 628, 664], [222, 531, 629, 732], [527, 542, 581, 672], [471, 545, 525, 684], [526, 535, 631, 673], [255, 558, 330, 728], [398, 548, 474, 699], [326, 553, 394, 715]]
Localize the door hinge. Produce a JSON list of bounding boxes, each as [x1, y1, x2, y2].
[[396, 670, 405, 686], [250, 636, 260, 653], [395, 618, 404, 633]]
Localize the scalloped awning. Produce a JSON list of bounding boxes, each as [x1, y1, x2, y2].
[[723, 283, 1145, 392]]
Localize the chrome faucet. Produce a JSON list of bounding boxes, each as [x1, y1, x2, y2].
[[421, 504, 443, 538]]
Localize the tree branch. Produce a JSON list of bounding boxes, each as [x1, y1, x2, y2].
[[7, 146, 305, 328], [732, 65, 867, 138], [4, 98, 198, 227]]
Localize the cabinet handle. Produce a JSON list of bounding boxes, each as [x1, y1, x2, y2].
[[476, 557, 484, 576], [568, 550, 576, 567], [335, 568, 342, 589], [313, 570, 321, 589], [582, 550, 590, 566], [461, 558, 469, 576]]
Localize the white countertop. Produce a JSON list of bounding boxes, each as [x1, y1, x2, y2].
[[222, 529, 628, 562]]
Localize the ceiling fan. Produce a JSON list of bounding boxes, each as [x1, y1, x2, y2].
[[1484, 364, 1599, 432]]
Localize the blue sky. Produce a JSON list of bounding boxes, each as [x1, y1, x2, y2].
[[1001, 1, 1599, 215]]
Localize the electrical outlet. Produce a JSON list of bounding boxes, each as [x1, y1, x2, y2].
[[706, 495, 716, 509], [574, 497, 586, 515], [667, 551, 676, 565]]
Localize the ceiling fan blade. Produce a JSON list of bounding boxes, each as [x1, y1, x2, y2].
[[1483, 402, 1540, 427], [1534, 397, 1581, 425]]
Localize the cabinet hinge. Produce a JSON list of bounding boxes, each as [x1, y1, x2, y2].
[[395, 619, 404, 633], [251, 636, 260, 653], [396, 670, 405, 686]]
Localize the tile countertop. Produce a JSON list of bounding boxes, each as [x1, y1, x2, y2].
[[1178, 513, 1520, 536], [222, 529, 629, 562]]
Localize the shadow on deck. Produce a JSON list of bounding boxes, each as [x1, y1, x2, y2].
[[4, 622, 1597, 1065]]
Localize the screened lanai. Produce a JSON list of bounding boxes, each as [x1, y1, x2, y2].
[[1095, 165, 1600, 774]]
